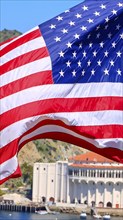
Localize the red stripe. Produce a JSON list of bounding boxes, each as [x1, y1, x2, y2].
[[0, 29, 41, 57], [0, 97, 122, 131], [0, 165, 21, 185], [1, 119, 123, 165], [18, 119, 123, 163], [0, 71, 53, 98], [0, 37, 17, 46], [0, 139, 19, 164], [1, 47, 49, 75], [19, 132, 123, 164]]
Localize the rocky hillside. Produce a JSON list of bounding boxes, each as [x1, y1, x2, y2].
[[1, 29, 87, 189], [0, 29, 21, 43]]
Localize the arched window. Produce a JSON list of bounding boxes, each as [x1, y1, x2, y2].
[[107, 202, 112, 207]]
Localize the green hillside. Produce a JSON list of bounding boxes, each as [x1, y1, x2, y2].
[[0, 29, 21, 43]]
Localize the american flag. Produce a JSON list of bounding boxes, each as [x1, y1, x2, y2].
[[0, 0, 123, 184]]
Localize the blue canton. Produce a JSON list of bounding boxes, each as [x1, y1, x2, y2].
[[39, 0, 123, 84]]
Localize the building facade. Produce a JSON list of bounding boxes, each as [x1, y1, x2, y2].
[[32, 152, 123, 208]]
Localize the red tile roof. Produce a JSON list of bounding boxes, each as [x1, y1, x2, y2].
[[69, 151, 114, 163]]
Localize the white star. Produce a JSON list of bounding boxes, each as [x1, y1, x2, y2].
[[96, 25, 100, 31], [111, 9, 117, 15], [117, 69, 122, 75], [49, 24, 56, 29], [65, 9, 70, 13], [54, 36, 61, 42], [83, 51, 87, 57], [82, 69, 85, 76], [59, 70, 64, 77], [110, 60, 114, 66], [97, 60, 102, 66], [59, 51, 64, 57], [116, 24, 121, 30], [79, 43, 82, 48], [72, 70, 76, 77], [74, 33, 80, 39], [91, 69, 95, 75], [72, 51, 77, 58], [104, 24, 108, 30], [100, 4, 106, 9], [82, 5, 88, 11], [75, 13, 82, 18], [117, 3, 123, 7], [61, 29, 68, 34], [100, 42, 104, 48], [104, 51, 109, 57], [87, 18, 94, 23], [117, 51, 122, 57], [69, 21, 75, 26], [105, 17, 110, 22], [78, 61, 81, 67], [81, 26, 87, 31], [66, 42, 72, 48], [120, 33, 123, 39], [56, 16, 63, 21], [108, 33, 112, 39], [89, 43, 93, 48], [66, 60, 71, 67], [96, 33, 101, 38], [93, 50, 97, 57], [94, 11, 100, 16], [87, 60, 91, 66], [112, 42, 116, 48], [104, 68, 109, 75], [87, 34, 91, 39]]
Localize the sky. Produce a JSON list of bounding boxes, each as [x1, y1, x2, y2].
[[1, 0, 84, 34]]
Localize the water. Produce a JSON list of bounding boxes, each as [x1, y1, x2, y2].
[[0, 211, 122, 220]]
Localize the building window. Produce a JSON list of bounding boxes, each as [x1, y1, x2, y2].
[[100, 171, 102, 177], [51, 180, 54, 182], [109, 171, 111, 178], [37, 167, 39, 170], [44, 168, 46, 171]]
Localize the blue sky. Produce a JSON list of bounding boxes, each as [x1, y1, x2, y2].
[[1, 0, 84, 33]]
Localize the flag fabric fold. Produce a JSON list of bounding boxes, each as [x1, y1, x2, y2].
[[0, 0, 123, 184]]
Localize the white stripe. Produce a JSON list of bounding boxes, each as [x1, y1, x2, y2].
[[1, 36, 46, 65], [19, 124, 123, 151], [0, 56, 51, 87], [1, 111, 122, 148], [1, 82, 122, 114], [0, 155, 18, 180], [0, 26, 38, 50]]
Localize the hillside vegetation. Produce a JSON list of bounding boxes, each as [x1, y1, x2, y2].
[[0, 29, 21, 43], [1, 29, 86, 190]]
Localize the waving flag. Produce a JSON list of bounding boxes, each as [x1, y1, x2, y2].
[[0, 0, 123, 184]]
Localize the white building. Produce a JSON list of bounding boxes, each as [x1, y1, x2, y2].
[[32, 151, 123, 208]]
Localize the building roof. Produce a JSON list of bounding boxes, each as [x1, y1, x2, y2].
[[70, 164, 123, 170], [69, 151, 114, 163]]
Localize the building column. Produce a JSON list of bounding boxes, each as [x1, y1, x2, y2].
[[112, 186, 115, 208], [67, 175, 70, 203], [120, 184, 123, 208], [104, 185, 107, 207], [87, 184, 90, 206], [73, 182, 77, 203], [55, 164, 58, 202], [60, 164, 63, 202], [95, 185, 98, 207]]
